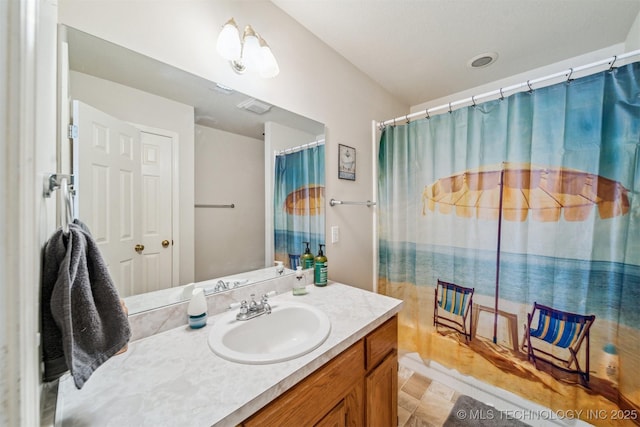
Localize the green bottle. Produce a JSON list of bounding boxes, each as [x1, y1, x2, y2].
[[301, 241, 314, 270], [314, 244, 328, 286]]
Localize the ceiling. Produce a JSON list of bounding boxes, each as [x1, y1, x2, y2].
[[272, 0, 640, 106], [67, 1, 640, 137]]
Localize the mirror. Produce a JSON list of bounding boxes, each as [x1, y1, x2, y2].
[[62, 25, 325, 314]]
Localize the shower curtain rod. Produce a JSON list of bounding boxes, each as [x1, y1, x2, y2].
[[378, 49, 640, 128], [275, 138, 325, 156]]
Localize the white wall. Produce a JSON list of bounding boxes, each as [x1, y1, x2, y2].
[[69, 71, 196, 285], [194, 125, 265, 280], [58, 0, 407, 291], [626, 10, 640, 51], [2, 0, 58, 424]]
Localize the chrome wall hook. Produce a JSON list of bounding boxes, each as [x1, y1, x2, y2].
[[44, 173, 75, 198]]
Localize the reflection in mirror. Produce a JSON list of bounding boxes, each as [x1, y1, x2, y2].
[[62, 25, 325, 314]]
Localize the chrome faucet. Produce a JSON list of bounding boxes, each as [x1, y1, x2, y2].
[[236, 293, 271, 321], [213, 280, 228, 293]]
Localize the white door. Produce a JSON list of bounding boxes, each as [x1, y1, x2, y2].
[[72, 101, 173, 297], [139, 131, 173, 293]]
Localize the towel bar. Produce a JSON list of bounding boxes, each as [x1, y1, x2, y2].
[[329, 199, 376, 207]]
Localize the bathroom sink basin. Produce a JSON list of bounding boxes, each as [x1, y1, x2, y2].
[[208, 300, 331, 364]]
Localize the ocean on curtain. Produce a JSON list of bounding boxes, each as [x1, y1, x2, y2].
[[378, 62, 639, 421], [274, 144, 325, 268]]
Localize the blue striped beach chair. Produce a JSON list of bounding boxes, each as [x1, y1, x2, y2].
[[434, 280, 474, 341], [524, 302, 596, 385]]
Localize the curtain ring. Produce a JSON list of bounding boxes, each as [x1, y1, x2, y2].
[[471, 95, 477, 108], [499, 88, 505, 101], [448, 102, 452, 114], [425, 109, 430, 120], [527, 80, 534, 93], [405, 115, 410, 124], [609, 55, 617, 71], [393, 118, 396, 128], [566, 68, 574, 83], [378, 121, 386, 131]]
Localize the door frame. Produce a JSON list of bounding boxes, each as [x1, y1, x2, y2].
[[134, 124, 181, 287]]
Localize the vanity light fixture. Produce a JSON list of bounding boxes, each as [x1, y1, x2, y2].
[[216, 18, 280, 78]]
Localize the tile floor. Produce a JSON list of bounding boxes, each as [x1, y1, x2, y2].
[[398, 365, 460, 427]]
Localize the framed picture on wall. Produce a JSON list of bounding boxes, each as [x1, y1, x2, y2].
[[338, 144, 356, 181]]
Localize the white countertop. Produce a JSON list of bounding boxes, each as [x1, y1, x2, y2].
[[56, 282, 403, 426]]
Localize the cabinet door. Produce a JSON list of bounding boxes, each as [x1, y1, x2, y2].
[[365, 352, 398, 427], [315, 400, 346, 427]]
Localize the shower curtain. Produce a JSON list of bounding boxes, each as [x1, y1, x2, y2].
[[378, 62, 640, 421], [274, 144, 325, 268]]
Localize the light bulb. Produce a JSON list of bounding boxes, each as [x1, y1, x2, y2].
[[259, 36, 279, 78], [216, 18, 241, 60], [242, 25, 261, 70]]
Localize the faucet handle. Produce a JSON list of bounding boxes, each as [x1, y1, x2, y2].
[[239, 300, 249, 314]]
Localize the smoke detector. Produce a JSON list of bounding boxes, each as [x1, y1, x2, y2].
[[237, 98, 272, 114]]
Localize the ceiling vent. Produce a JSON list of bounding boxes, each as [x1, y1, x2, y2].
[[212, 83, 235, 95], [237, 98, 272, 114]]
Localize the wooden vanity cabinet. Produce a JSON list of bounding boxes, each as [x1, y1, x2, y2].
[[242, 315, 398, 427]]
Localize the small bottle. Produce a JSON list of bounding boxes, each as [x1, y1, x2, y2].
[[314, 244, 328, 286], [301, 242, 314, 269], [187, 288, 208, 329], [275, 260, 284, 275], [293, 266, 307, 296]]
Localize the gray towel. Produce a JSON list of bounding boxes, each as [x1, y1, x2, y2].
[[41, 220, 131, 389]]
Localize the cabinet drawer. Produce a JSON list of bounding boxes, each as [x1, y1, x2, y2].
[[365, 316, 397, 371], [243, 340, 365, 427]]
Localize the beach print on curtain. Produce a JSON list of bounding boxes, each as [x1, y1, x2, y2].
[[274, 144, 325, 268], [378, 62, 640, 423]]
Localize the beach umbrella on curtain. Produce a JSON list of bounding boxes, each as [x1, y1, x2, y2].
[[422, 162, 630, 343], [284, 184, 325, 215]]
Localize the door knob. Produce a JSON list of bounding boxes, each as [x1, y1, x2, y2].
[[162, 239, 170, 248], [134, 244, 145, 254]]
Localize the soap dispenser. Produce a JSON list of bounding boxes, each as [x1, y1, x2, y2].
[[301, 241, 314, 269], [314, 244, 328, 286], [187, 288, 208, 329], [275, 260, 284, 275], [293, 266, 307, 295]]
